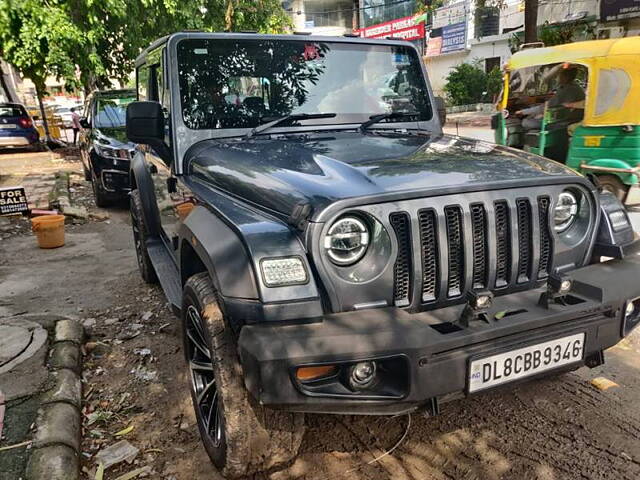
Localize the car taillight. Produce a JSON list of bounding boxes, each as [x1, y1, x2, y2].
[[18, 117, 33, 129]]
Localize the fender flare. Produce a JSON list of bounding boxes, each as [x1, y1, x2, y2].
[[178, 205, 259, 299], [129, 151, 161, 237]]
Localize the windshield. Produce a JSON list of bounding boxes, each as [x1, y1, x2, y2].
[[176, 38, 432, 130], [94, 94, 135, 128]]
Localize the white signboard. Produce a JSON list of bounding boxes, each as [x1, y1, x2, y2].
[[432, 2, 467, 29]]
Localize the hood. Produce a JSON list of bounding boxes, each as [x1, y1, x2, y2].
[[96, 127, 134, 148], [187, 131, 579, 220]]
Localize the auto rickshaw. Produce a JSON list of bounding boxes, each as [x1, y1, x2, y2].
[[493, 37, 640, 204]]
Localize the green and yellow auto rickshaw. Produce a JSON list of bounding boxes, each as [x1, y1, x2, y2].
[[493, 37, 640, 204]]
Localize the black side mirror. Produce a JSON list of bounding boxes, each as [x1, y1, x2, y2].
[[434, 97, 447, 126], [79, 117, 90, 129], [126, 101, 171, 162]]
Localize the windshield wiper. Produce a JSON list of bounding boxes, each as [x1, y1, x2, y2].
[[359, 111, 420, 132], [244, 113, 337, 139]]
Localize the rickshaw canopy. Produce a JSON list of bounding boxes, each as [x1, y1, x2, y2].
[[504, 37, 640, 127]]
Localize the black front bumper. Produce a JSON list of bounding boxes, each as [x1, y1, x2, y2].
[[238, 253, 640, 415], [92, 152, 130, 196]]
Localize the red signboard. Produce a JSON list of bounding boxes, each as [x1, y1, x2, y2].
[[357, 15, 425, 41]]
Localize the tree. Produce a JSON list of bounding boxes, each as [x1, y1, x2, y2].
[[524, 0, 538, 43], [0, 0, 292, 132]]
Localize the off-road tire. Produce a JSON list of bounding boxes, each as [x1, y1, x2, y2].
[[182, 273, 305, 478], [598, 175, 627, 202], [130, 189, 158, 284], [91, 169, 111, 208]]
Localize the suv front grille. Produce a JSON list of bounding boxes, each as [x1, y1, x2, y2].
[[391, 195, 553, 309]]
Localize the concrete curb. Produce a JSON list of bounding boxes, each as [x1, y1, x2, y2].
[[25, 317, 84, 480]]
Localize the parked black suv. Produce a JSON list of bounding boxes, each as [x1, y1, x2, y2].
[[126, 33, 640, 478], [79, 89, 136, 206]]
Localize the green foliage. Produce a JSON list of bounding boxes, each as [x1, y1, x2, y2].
[[539, 20, 596, 47], [0, 0, 291, 93], [444, 62, 503, 106]]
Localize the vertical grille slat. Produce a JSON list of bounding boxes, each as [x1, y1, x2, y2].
[[471, 204, 488, 289], [517, 199, 533, 283], [538, 197, 552, 278], [494, 201, 511, 288], [445, 206, 464, 297], [419, 209, 438, 302], [390, 213, 411, 306]]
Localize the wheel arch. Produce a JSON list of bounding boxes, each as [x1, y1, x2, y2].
[[178, 205, 259, 300]]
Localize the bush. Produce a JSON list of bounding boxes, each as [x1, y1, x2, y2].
[[443, 63, 503, 106]]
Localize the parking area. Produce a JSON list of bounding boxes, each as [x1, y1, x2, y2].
[[0, 149, 639, 479]]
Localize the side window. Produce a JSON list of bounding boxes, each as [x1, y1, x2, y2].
[[138, 65, 149, 101]]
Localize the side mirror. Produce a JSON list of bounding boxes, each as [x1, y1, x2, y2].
[[126, 101, 171, 162], [434, 97, 447, 126], [79, 117, 90, 129]]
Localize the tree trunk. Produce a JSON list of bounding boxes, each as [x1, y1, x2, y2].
[[524, 0, 539, 44], [36, 86, 51, 140]]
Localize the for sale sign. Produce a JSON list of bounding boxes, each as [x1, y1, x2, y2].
[[0, 186, 29, 215]]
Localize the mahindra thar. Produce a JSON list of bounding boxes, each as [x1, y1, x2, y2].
[[125, 32, 640, 478]]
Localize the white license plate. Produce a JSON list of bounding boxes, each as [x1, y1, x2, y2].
[[0, 124, 16, 129], [468, 333, 585, 393]]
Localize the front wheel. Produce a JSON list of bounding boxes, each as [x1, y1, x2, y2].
[[182, 273, 304, 478], [598, 175, 627, 202]]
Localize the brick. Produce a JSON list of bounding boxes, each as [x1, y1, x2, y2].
[[54, 319, 84, 345], [26, 444, 78, 480], [33, 403, 80, 451], [49, 342, 81, 373], [42, 369, 81, 409]]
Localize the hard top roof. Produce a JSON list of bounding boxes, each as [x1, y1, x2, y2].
[[135, 31, 417, 66]]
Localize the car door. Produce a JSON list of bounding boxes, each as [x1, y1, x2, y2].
[[138, 49, 190, 254]]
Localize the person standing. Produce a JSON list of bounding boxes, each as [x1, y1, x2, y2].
[[70, 107, 81, 145]]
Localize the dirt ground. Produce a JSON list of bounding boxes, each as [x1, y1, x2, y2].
[[1, 153, 640, 480]]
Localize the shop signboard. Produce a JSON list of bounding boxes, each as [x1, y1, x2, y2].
[[358, 15, 425, 41], [600, 0, 640, 21], [425, 36, 443, 56], [441, 22, 467, 53], [432, 2, 467, 29]]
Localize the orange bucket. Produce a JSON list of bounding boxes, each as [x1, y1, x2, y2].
[[31, 215, 65, 249], [176, 202, 195, 221]]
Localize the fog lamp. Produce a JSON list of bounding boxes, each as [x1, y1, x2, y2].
[[459, 290, 494, 327], [348, 361, 377, 389], [539, 273, 572, 308]]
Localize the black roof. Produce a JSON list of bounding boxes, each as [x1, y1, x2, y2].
[[134, 31, 416, 66]]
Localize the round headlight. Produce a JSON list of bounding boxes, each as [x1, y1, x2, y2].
[[554, 191, 579, 232], [324, 216, 370, 266]]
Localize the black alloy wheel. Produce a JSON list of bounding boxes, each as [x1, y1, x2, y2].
[[184, 304, 224, 448]]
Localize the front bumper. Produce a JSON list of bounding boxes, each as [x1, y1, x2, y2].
[[92, 153, 130, 195], [239, 252, 640, 415]]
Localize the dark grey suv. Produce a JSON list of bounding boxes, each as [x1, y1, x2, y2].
[[125, 32, 640, 478]]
